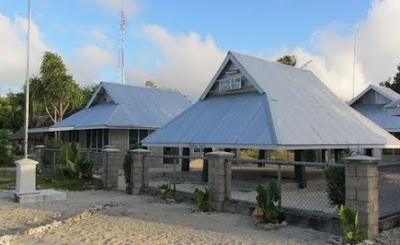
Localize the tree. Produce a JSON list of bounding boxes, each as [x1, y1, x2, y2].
[[0, 92, 24, 132], [145, 81, 157, 88], [379, 64, 400, 94], [276, 55, 297, 66], [30, 51, 84, 138]]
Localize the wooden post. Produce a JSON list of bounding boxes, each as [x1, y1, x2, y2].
[[181, 147, 190, 172], [201, 148, 212, 182], [294, 150, 307, 188]]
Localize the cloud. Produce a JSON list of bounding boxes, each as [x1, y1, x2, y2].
[[128, 25, 226, 98], [0, 13, 47, 91], [276, 0, 400, 101], [90, 0, 140, 15], [67, 44, 116, 86]]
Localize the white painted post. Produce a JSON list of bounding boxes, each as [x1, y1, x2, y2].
[[14, 158, 39, 195]]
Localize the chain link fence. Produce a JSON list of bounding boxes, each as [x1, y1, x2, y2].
[[146, 155, 208, 194], [231, 158, 342, 217], [378, 162, 400, 218]]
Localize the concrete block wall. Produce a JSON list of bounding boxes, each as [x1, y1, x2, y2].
[[345, 155, 379, 240], [206, 151, 234, 211], [102, 147, 124, 189], [109, 129, 129, 151]]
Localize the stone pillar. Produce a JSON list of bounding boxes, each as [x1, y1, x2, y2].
[[345, 155, 379, 239], [102, 146, 121, 189], [34, 145, 45, 169], [130, 149, 151, 195], [206, 151, 234, 211], [14, 158, 39, 196]]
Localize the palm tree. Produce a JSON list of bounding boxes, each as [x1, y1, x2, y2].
[[276, 55, 297, 66]]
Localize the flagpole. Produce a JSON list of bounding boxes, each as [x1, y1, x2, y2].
[[24, 0, 31, 158]]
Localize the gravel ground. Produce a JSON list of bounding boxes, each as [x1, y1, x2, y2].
[[0, 190, 399, 244]]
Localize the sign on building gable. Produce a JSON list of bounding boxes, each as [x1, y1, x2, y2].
[[218, 76, 242, 92]]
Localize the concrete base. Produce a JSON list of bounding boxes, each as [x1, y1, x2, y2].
[[14, 189, 66, 204]]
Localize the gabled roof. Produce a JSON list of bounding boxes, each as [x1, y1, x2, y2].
[[348, 84, 400, 106], [143, 51, 400, 149], [352, 104, 400, 132], [51, 82, 192, 131]]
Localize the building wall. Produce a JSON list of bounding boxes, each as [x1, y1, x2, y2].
[[79, 130, 87, 148], [109, 129, 129, 151]]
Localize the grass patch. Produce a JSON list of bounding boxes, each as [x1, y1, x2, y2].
[[0, 168, 103, 191], [0, 168, 16, 190], [37, 173, 103, 191]]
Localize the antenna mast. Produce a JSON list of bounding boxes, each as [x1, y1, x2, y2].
[[118, 10, 125, 84]]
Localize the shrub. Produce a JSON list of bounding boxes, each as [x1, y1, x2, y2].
[[0, 129, 13, 167], [256, 181, 280, 223], [57, 142, 92, 179], [325, 165, 345, 206], [123, 151, 132, 193], [339, 205, 366, 244], [158, 182, 172, 201], [123, 143, 142, 194], [194, 187, 213, 212]]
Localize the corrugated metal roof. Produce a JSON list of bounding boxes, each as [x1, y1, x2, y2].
[[143, 51, 400, 149], [51, 82, 192, 130], [352, 104, 400, 132], [348, 85, 400, 106]]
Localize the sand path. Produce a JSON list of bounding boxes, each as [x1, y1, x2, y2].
[[0, 190, 333, 245]]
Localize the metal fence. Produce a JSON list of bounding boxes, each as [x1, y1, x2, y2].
[[146, 155, 207, 194], [231, 158, 342, 217], [144, 154, 342, 217], [41, 148, 103, 171], [378, 161, 400, 218]]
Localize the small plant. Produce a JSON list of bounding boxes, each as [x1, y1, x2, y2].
[[123, 151, 132, 193], [193, 187, 213, 212], [57, 142, 93, 179], [325, 165, 345, 206], [158, 182, 172, 201], [256, 181, 280, 223], [339, 205, 366, 245]]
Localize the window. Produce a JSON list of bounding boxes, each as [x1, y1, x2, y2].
[[129, 129, 139, 146], [86, 129, 109, 151]]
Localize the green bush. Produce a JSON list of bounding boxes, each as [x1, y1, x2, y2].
[[158, 182, 172, 201], [123, 151, 132, 193], [57, 142, 92, 179], [256, 181, 280, 223], [325, 165, 345, 206], [194, 187, 213, 212], [339, 205, 366, 244], [123, 143, 142, 194], [0, 129, 13, 167]]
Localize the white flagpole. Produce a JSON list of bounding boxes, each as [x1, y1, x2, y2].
[[24, 0, 31, 158]]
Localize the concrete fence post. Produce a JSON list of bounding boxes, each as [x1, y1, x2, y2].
[[130, 149, 151, 195], [206, 151, 234, 211], [344, 155, 379, 239], [14, 158, 39, 196], [101, 146, 121, 189]]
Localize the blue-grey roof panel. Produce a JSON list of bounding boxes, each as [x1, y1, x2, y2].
[[144, 51, 400, 149], [143, 93, 277, 146], [51, 82, 192, 130], [352, 104, 400, 132]]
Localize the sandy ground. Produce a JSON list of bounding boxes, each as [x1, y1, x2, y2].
[[0, 190, 337, 245]]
